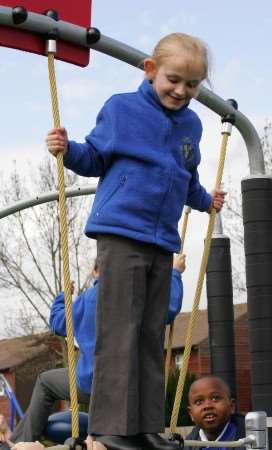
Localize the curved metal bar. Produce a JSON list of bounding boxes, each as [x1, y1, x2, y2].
[[184, 436, 256, 448], [27, 436, 257, 450], [0, 6, 147, 67], [0, 183, 97, 220], [197, 87, 265, 175], [0, 6, 265, 175]]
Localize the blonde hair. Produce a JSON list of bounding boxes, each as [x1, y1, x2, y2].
[[152, 32, 210, 81]]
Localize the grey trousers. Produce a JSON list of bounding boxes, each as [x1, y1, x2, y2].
[[11, 368, 90, 443], [89, 235, 173, 436]]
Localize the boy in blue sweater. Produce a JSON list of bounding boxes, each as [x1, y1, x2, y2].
[[8, 255, 185, 444], [185, 376, 245, 450], [47, 32, 225, 450]]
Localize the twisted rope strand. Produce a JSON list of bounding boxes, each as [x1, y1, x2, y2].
[[170, 132, 230, 432], [48, 52, 79, 438]]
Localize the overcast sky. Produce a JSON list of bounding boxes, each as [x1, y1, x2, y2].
[[0, 0, 271, 334]]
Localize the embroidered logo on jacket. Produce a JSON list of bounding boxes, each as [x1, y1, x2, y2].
[[181, 137, 194, 162]]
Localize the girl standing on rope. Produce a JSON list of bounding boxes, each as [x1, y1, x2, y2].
[[46, 32, 225, 450]]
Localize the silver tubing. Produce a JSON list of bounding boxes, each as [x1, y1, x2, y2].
[[183, 411, 267, 449], [245, 411, 268, 450], [45, 437, 256, 450], [212, 212, 229, 239], [0, 6, 264, 175], [221, 122, 233, 135], [184, 436, 256, 448], [0, 184, 97, 220], [46, 39, 57, 54]]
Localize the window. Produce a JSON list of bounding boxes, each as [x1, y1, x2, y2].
[[175, 352, 183, 370]]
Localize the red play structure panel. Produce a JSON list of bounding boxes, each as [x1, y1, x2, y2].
[[0, 1, 92, 66]]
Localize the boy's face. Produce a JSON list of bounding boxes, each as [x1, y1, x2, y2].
[[188, 377, 235, 439]]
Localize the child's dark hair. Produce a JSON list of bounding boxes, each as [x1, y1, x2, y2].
[[189, 374, 232, 399]]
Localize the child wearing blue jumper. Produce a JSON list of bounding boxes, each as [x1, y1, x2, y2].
[[185, 376, 245, 450], [47, 32, 225, 450], [8, 256, 185, 445]]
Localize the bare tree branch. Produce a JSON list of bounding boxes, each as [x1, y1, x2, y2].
[[0, 155, 96, 336]]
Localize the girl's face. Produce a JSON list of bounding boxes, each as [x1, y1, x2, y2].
[[144, 53, 204, 110]]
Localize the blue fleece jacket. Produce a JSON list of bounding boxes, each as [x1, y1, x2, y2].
[[64, 79, 211, 253], [49, 269, 183, 394], [184, 414, 246, 450]]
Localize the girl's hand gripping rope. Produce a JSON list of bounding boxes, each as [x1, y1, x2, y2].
[[208, 189, 227, 213], [46, 127, 68, 157]]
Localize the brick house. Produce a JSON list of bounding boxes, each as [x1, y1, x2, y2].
[[165, 303, 251, 412], [0, 332, 64, 422]]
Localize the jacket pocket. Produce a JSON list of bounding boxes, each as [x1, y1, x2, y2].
[[93, 174, 127, 218]]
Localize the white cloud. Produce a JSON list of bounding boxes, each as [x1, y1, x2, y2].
[[159, 12, 198, 35], [60, 78, 102, 101]]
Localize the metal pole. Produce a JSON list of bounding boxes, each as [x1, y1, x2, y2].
[[245, 411, 268, 450], [0, 184, 97, 220]]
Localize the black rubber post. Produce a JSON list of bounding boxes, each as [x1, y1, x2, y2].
[[206, 237, 237, 398], [12, 6, 28, 24], [86, 27, 101, 45], [221, 99, 238, 125], [43, 9, 59, 42], [44, 9, 59, 21], [227, 98, 238, 110], [242, 177, 272, 414]]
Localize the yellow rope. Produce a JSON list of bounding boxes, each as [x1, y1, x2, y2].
[[169, 132, 230, 432], [165, 207, 191, 394], [47, 52, 79, 438]]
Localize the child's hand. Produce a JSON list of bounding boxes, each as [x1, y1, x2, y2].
[[173, 253, 186, 273], [86, 435, 95, 450], [85, 435, 105, 450], [209, 189, 226, 213], [70, 280, 75, 295], [46, 127, 68, 157]]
